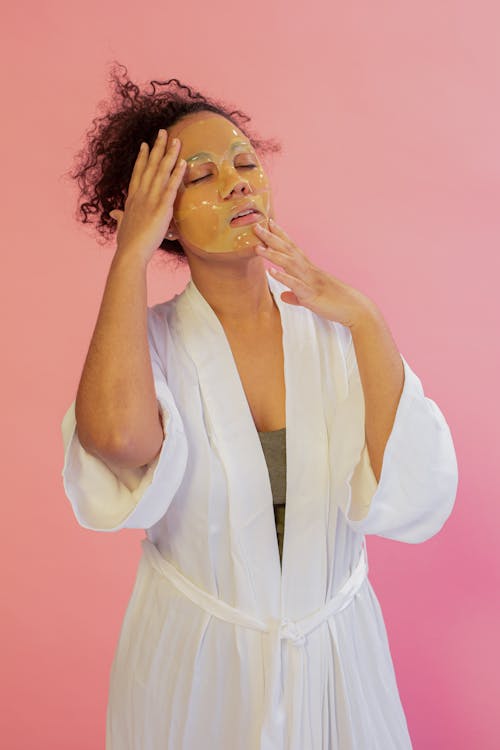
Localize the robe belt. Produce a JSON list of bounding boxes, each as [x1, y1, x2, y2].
[[140, 537, 369, 749]]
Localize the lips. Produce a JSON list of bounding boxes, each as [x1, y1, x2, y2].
[[230, 211, 263, 228], [230, 202, 262, 223]]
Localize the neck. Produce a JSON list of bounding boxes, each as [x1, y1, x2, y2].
[[188, 256, 276, 326]]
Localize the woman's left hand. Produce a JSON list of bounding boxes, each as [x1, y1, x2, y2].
[[253, 219, 376, 329]]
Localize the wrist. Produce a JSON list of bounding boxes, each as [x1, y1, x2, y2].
[[113, 245, 150, 270], [349, 299, 381, 333]]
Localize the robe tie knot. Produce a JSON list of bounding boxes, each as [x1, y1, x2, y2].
[[279, 618, 306, 646]]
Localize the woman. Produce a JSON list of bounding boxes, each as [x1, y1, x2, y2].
[[61, 64, 458, 749]]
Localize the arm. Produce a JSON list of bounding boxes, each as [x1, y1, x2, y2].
[[75, 129, 188, 469], [75, 250, 164, 469], [340, 322, 458, 542], [349, 304, 405, 483], [62, 307, 189, 532]]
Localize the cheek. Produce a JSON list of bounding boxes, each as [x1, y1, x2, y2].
[[254, 170, 273, 213], [173, 193, 230, 247], [252, 167, 269, 189], [173, 168, 272, 233]]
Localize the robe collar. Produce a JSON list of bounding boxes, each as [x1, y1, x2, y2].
[[174, 270, 334, 619]]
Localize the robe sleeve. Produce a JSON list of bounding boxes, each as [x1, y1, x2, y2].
[[60, 306, 188, 532], [334, 330, 458, 543]]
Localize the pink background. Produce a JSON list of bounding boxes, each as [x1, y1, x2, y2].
[[2, 1, 499, 747]]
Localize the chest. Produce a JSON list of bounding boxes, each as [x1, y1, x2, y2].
[[222, 318, 286, 433]]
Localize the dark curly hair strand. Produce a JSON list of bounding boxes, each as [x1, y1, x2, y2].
[[67, 61, 282, 265]]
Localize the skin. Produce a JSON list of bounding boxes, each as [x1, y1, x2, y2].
[[165, 112, 280, 328], [165, 115, 405, 484], [107, 112, 405, 482]]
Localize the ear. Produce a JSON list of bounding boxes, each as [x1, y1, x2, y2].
[[165, 223, 178, 241]]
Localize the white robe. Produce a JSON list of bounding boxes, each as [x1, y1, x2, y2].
[[61, 270, 458, 749]]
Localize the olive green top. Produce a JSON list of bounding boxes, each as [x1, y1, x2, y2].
[[257, 427, 286, 565]]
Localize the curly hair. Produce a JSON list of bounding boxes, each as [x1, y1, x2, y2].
[[67, 61, 282, 265]]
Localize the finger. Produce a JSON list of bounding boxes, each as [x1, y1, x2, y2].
[[268, 219, 292, 243], [256, 244, 298, 275], [257, 237, 313, 281], [127, 142, 149, 198], [254, 226, 290, 255], [159, 157, 187, 203], [109, 209, 124, 227], [140, 129, 169, 192], [269, 266, 310, 297], [268, 220, 308, 259], [150, 138, 183, 197], [280, 290, 301, 306]]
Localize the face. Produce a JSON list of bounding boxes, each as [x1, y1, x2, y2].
[[167, 112, 273, 255]]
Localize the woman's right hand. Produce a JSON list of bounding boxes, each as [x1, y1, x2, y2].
[[109, 129, 186, 265]]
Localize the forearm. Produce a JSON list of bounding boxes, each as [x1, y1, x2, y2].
[[350, 304, 405, 483], [75, 250, 163, 459]]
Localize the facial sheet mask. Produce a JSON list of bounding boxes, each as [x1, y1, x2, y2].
[[171, 116, 272, 253]]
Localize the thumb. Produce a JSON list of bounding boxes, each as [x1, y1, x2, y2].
[[109, 209, 123, 226], [281, 291, 301, 306]]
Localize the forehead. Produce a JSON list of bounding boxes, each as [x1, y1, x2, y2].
[[169, 113, 251, 157]]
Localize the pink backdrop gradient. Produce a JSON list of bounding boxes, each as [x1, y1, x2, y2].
[[2, 1, 498, 748]]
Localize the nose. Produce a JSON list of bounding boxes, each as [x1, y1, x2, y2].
[[219, 180, 252, 204], [220, 164, 252, 200], [228, 180, 250, 198]]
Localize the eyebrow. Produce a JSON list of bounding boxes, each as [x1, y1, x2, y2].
[[185, 141, 251, 165]]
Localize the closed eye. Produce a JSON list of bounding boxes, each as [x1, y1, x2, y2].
[[189, 165, 257, 184]]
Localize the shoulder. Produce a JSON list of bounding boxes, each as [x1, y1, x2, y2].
[[147, 284, 188, 332], [146, 293, 184, 364]]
